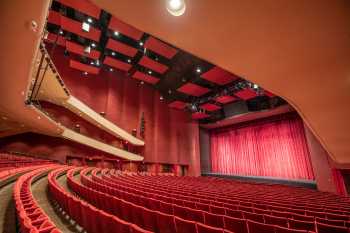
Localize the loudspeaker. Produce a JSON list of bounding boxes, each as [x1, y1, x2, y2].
[[223, 100, 249, 118], [247, 96, 271, 111]]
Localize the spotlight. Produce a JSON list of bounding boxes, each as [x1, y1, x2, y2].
[[111, 51, 116, 56], [82, 22, 90, 32], [114, 31, 119, 36], [168, 89, 172, 94], [166, 0, 186, 16], [160, 95, 164, 100], [148, 70, 152, 75], [140, 81, 144, 85], [90, 61, 94, 65], [83, 71, 88, 75], [196, 67, 201, 73], [91, 43, 96, 48], [139, 41, 144, 46], [59, 30, 63, 35], [95, 60, 100, 66], [127, 59, 131, 63], [109, 68, 114, 72], [253, 84, 259, 89], [84, 46, 91, 54], [87, 18, 93, 23]]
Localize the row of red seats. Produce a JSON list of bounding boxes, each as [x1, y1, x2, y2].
[[85, 170, 349, 233], [48, 167, 152, 233], [102, 172, 350, 223], [73, 168, 232, 233], [116, 173, 349, 209], [13, 165, 61, 233], [118, 172, 348, 206], [107, 172, 350, 217]]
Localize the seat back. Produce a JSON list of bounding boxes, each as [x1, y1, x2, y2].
[[156, 212, 176, 233], [247, 220, 275, 233], [197, 222, 224, 233], [288, 219, 315, 232], [175, 216, 197, 233], [316, 222, 349, 233], [223, 216, 248, 233], [264, 214, 288, 228]]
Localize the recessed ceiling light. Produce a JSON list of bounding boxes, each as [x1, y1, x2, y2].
[[91, 43, 96, 48], [114, 31, 119, 36], [90, 61, 94, 65], [166, 0, 186, 16], [196, 67, 201, 73], [87, 18, 93, 23], [59, 30, 63, 35], [253, 84, 259, 89], [148, 70, 152, 74], [109, 68, 114, 72], [127, 59, 131, 63], [139, 41, 144, 46], [83, 71, 88, 75], [111, 51, 116, 56], [82, 22, 90, 32], [160, 96, 164, 100], [140, 81, 144, 85]]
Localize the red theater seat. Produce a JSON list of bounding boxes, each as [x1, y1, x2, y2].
[[156, 212, 176, 233], [223, 216, 248, 233], [204, 212, 224, 228], [141, 207, 157, 232], [288, 219, 315, 232], [197, 222, 225, 233], [316, 222, 349, 233], [247, 220, 275, 233], [175, 217, 197, 233], [264, 214, 288, 227], [274, 226, 308, 233]]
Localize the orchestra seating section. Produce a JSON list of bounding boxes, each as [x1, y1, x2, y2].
[[0, 153, 350, 233]]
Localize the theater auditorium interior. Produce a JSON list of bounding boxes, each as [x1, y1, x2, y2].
[[1, 0, 350, 232]]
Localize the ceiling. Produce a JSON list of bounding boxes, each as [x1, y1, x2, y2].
[[90, 0, 350, 164], [44, 0, 282, 122]]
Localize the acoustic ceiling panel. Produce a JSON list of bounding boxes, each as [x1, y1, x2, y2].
[[106, 39, 138, 57], [235, 88, 257, 100], [144, 37, 178, 59], [48, 10, 61, 25], [192, 112, 209, 120], [59, 0, 101, 19], [132, 71, 159, 84], [103, 56, 132, 71], [169, 101, 187, 110], [138, 56, 169, 74], [177, 83, 210, 97], [69, 59, 100, 74], [215, 95, 236, 104], [201, 66, 238, 85], [66, 41, 100, 60], [61, 16, 101, 41], [109, 16, 143, 40], [45, 33, 66, 47], [200, 103, 221, 111]]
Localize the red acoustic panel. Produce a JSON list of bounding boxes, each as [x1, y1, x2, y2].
[[59, 0, 101, 19], [235, 88, 257, 100], [66, 41, 100, 60], [106, 39, 138, 57], [103, 56, 132, 71], [69, 59, 100, 74], [192, 112, 209, 120], [200, 103, 221, 111], [215, 95, 236, 104], [45, 33, 66, 47], [61, 16, 101, 41], [47, 10, 61, 25], [109, 16, 143, 40], [177, 83, 210, 97], [201, 67, 238, 85], [132, 71, 159, 84], [144, 37, 178, 59], [169, 101, 187, 110], [138, 56, 169, 74]]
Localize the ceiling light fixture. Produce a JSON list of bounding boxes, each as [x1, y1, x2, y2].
[[196, 67, 201, 73], [139, 41, 144, 46], [109, 68, 114, 72], [90, 61, 94, 65], [166, 0, 186, 16], [140, 81, 144, 85], [82, 22, 90, 32], [87, 18, 93, 23], [59, 30, 63, 35], [127, 59, 131, 63], [83, 71, 88, 75], [91, 43, 96, 48], [95, 60, 100, 66], [160, 95, 164, 100], [148, 70, 152, 74], [114, 31, 119, 36], [111, 51, 116, 56]]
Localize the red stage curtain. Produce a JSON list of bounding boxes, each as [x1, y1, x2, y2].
[[332, 169, 347, 196], [211, 113, 315, 180]]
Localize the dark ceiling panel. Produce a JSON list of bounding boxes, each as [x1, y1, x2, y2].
[[66, 41, 100, 59], [132, 71, 159, 84], [235, 88, 257, 100], [109, 16, 143, 40], [69, 59, 100, 74], [59, 0, 101, 19], [177, 83, 210, 97], [144, 37, 178, 59], [201, 66, 238, 85], [106, 38, 138, 57], [168, 100, 187, 110], [103, 56, 131, 71], [138, 56, 168, 74]]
